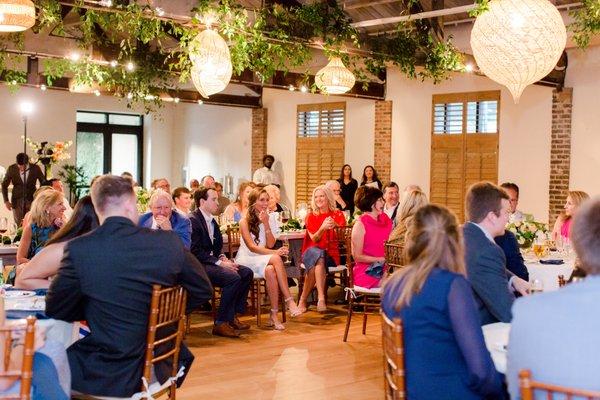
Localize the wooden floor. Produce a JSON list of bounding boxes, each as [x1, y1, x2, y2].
[[178, 298, 384, 400]]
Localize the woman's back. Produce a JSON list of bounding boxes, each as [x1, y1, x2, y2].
[[382, 268, 501, 400]]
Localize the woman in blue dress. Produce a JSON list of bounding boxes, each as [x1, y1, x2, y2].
[[382, 204, 503, 400]]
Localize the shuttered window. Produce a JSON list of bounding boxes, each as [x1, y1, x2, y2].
[[296, 102, 346, 206], [430, 91, 500, 221]]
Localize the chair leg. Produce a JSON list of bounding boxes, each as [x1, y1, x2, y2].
[[256, 281, 261, 327], [362, 309, 368, 335], [343, 297, 353, 342], [281, 292, 286, 323], [184, 313, 191, 336], [211, 291, 217, 320]]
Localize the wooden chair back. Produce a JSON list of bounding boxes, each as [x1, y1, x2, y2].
[[382, 314, 406, 400], [385, 242, 404, 274], [0, 316, 36, 400], [226, 225, 241, 259], [519, 369, 600, 400], [333, 225, 353, 266], [143, 285, 187, 399], [558, 274, 566, 288]]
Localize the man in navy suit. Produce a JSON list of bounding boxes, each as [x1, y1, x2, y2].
[[463, 182, 530, 325], [507, 197, 600, 398], [190, 186, 253, 338], [495, 230, 529, 281], [139, 189, 192, 249]]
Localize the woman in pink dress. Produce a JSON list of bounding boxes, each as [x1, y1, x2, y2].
[[351, 186, 393, 289], [552, 190, 589, 241]]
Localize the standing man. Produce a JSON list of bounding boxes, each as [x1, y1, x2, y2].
[[2, 153, 45, 226], [190, 186, 253, 338], [253, 154, 281, 188], [383, 182, 400, 224]]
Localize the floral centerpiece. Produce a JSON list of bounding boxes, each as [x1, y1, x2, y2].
[[135, 187, 151, 213], [280, 218, 302, 232], [506, 219, 549, 248], [25, 138, 73, 178]]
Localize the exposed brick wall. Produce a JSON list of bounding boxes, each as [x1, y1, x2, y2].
[[251, 108, 268, 173], [374, 100, 393, 184], [549, 88, 573, 225]]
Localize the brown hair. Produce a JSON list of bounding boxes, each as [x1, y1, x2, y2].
[[465, 182, 509, 223], [389, 189, 429, 244], [29, 189, 63, 227], [571, 197, 600, 275], [172, 186, 190, 201], [354, 185, 383, 212], [384, 204, 464, 310], [91, 175, 135, 213], [245, 187, 268, 244]]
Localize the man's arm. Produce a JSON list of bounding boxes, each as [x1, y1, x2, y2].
[[190, 217, 220, 265], [45, 244, 85, 321], [497, 231, 529, 281], [1, 168, 12, 204], [179, 251, 213, 312], [173, 214, 192, 250], [468, 251, 515, 323]]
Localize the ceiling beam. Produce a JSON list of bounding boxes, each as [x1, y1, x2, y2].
[[344, 0, 402, 11], [351, 4, 474, 28]]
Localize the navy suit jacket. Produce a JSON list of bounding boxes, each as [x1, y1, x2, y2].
[[45, 217, 213, 397], [189, 209, 223, 266], [139, 210, 192, 249], [495, 230, 529, 281], [463, 222, 515, 325]]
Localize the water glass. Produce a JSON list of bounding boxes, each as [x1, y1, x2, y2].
[[0, 218, 7, 246], [530, 279, 544, 294]]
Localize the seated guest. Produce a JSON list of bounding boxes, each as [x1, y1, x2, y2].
[[17, 189, 66, 265], [223, 181, 255, 223], [172, 186, 192, 215], [500, 182, 525, 222], [324, 180, 348, 211], [507, 197, 600, 398], [201, 175, 216, 189], [298, 185, 346, 313], [337, 164, 358, 214], [139, 190, 192, 249], [15, 196, 99, 289], [45, 175, 212, 398], [189, 179, 200, 191], [551, 190, 590, 242], [351, 186, 393, 289], [46, 178, 73, 220], [360, 165, 382, 190], [382, 182, 400, 225], [120, 171, 136, 186], [264, 184, 289, 214], [235, 188, 301, 330], [382, 204, 503, 400], [151, 177, 170, 193], [214, 182, 230, 214], [388, 189, 428, 247], [190, 187, 253, 338], [495, 230, 529, 281], [464, 182, 530, 325]]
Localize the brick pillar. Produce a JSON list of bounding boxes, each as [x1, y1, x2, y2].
[[548, 88, 573, 225], [252, 108, 268, 173], [374, 100, 393, 184]]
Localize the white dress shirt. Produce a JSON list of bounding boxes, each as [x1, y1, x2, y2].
[[253, 167, 281, 185], [199, 208, 216, 243]]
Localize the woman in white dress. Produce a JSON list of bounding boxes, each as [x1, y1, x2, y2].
[[235, 187, 301, 330]]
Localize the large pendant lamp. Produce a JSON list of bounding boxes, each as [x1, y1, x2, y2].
[[189, 28, 232, 98], [0, 0, 35, 32], [470, 0, 566, 103], [315, 56, 356, 95]]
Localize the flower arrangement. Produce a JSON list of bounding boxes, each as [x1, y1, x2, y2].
[[506, 219, 549, 248], [135, 186, 151, 213], [25, 138, 73, 178]]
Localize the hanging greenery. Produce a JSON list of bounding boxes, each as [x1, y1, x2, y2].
[[570, 0, 600, 48]]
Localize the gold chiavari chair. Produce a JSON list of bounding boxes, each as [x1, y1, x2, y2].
[[0, 316, 36, 400], [381, 314, 406, 400], [385, 242, 404, 275], [519, 369, 600, 400]]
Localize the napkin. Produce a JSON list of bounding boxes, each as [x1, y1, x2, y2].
[[6, 310, 49, 320]]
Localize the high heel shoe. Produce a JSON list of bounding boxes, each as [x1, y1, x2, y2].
[[268, 309, 285, 330], [285, 297, 303, 317]]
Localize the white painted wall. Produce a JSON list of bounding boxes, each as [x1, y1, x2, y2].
[[387, 68, 554, 222], [262, 88, 375, 207], [565, 45, 600, 198], [170, 103, 252, 192]]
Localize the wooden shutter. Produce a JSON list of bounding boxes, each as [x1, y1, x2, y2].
[[430, 91, 500, 221], [296, 102, 346, 207]]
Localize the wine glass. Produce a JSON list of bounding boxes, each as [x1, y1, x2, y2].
[[281, 210, 290, 224], [282, 237, 292, 266], [530, 279, 544, 294], [0, 217, 7, 246], [7, 222, 18, 246]]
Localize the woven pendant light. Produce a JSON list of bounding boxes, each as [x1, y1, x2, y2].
[[470, 0, 566, 103], [0, 0, 35, 32], [189, 29, 232, 98], [315, 57, 356, 95]]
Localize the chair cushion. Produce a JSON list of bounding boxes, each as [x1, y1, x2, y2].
[[329, 265, 347, 273], [353, 285, 381, 295]]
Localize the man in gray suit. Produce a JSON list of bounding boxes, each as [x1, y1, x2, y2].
[[1, 153, 45, 226], [463, 182, 530, 325], [507, 197, 600, 398]]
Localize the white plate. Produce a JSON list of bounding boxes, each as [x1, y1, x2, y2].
[[2, 290, 36, 299]]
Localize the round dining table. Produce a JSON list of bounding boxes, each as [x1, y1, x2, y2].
[[524, 252, 576, 291]]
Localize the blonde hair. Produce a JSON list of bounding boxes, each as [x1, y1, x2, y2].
[[264, 184, 280, 202], [568, 191, 590, 209], [384, 204, 464, 310], [389, 189, 428, 243], [310, 185, 336, 214], [29, 189, 63, 227]]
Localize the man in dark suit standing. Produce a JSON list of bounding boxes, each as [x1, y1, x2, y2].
[[190, 186, 253, 338], [45, 175, 213, 398], [463, 182, 530, 325], [1, 153, 45, 226]]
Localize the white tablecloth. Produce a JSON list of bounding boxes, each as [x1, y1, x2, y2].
[[482, 322, 510, 374], [525, 254, 576, 292]]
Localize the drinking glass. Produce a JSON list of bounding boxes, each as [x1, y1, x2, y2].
[[282, 237, 291, 266], [0, 217, 7, 246], [7, 222, 17, 246], [532, 238, 547, 259], [281, 210, 291, 224], [530, 279, 544, 294], [343, 210, 351, 223]]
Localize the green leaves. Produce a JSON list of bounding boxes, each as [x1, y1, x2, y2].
[[570, 0, 600, 48]]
